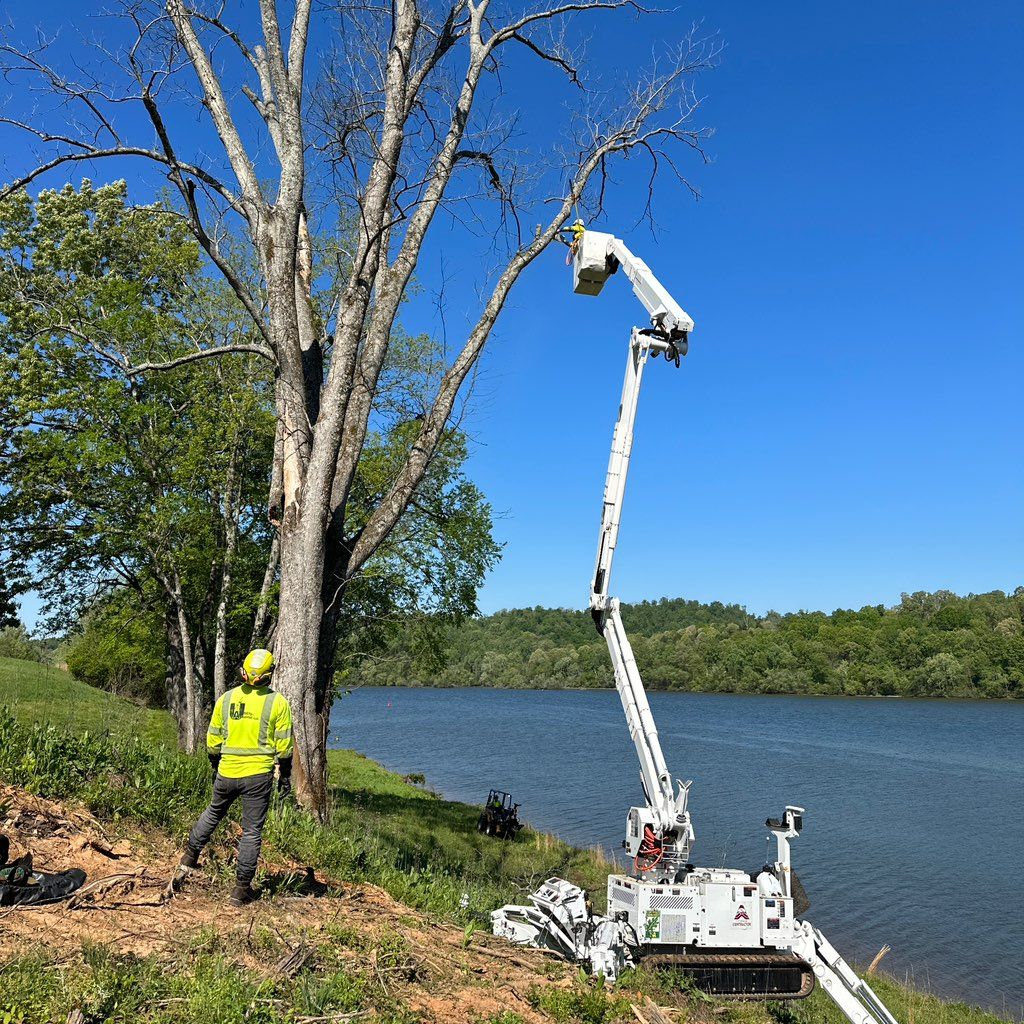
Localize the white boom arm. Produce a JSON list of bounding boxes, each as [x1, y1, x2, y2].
[[574, 230, 695, 869], [573, 229, 695, 340]]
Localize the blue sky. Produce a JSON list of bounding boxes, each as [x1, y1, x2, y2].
[[415, 1, 1024, 615], [4, 1, 1022, 626]]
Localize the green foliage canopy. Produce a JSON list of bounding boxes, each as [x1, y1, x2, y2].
[[0, 180, 274, 631], [0, 181, 501, 718]]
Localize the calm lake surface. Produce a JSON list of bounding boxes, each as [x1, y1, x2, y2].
[[330, 688, 1024, 1017]]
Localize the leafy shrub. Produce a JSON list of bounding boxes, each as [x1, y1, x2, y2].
[[528, 982, 632, 1023], [0, 709, 206, 830], [0, 626, 46, 664], [65, 595, 166, 706]]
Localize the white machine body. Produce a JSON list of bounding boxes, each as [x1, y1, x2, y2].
[[492, 228, 901, 1024], [607, 868, 797, 950]]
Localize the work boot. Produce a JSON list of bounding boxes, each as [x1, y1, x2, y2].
[[179, 848, 200, 871], [229, 883, 258, 907]]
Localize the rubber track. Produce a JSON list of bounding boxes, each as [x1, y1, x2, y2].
[[640, 951, 815, 1001]]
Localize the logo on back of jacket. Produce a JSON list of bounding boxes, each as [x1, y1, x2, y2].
[[230, 702, 247, 720]]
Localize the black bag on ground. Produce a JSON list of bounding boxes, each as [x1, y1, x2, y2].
[[0, 833, 87, 907]]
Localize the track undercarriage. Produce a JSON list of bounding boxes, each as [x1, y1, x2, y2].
[[638, 950, 815, 1000]]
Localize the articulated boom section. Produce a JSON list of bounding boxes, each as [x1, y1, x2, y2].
[[491, 230, 902, 1024], [590, 326, 693, 872]]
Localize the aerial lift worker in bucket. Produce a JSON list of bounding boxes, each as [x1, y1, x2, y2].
[[492, 225, 902, 1024]]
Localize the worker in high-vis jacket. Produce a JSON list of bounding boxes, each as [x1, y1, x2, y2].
[[178, 649, 293, 906]]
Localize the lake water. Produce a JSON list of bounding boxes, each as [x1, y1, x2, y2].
[[330, 687, 1024, 1017]]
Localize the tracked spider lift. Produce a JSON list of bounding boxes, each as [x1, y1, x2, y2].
[[491, 227, 901, 1024]]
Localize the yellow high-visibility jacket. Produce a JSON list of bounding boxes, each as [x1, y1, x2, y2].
[[207, 683, 293, 779]]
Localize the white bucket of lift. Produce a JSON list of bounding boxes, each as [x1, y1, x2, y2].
[[572, 230, 614, 296]]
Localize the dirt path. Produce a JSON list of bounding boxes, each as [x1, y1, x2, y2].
[[0, 785, 576, 1024]]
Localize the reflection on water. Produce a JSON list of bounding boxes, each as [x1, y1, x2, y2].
[[330, 687, 1024, 1017]]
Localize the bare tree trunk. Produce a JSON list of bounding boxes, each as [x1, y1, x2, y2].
[[212, 600, 231, 700], [274, 510, 331, 815], [171, 574, 204, 753], [164, 608, 188, 748], [213, 457, 242, 699], [251, 533, 280, 647], [179, 607, 199, 753]]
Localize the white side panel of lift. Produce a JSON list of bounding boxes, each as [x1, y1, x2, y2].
[[573, 230, 616, 295]]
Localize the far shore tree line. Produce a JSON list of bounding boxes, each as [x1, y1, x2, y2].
[[346, 590, 1024, 700], [5, 587, 1020, 704]]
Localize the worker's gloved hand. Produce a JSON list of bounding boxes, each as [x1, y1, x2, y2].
[[277, 756, 293, 798], [208, 753, 221, 776]]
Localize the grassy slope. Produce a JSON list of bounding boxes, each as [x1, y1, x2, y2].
[[0, 656, 175, 746], [0, 657, 608, 915], [0, 658, 1013, 1024]]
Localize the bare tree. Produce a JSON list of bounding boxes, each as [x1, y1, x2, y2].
[[1, 0, 715, 816]]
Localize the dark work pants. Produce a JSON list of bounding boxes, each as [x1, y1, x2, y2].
[[187, 772, 274, 885]]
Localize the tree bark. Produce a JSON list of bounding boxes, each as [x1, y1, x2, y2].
[[274, 507, 331, 814], [164, 608, 188, 749], [251, 533, 280, 647], [213, 455, 242, 699], [170, 573, 205, 753]]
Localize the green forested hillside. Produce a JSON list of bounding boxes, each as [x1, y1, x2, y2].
[[346, 589, 1024, 698]]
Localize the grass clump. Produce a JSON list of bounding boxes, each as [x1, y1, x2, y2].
[[0, 708, 210, 830], [0, 953, 72, 1024], [0, 934, 411, 1024], [528, 978, 632, 1023]]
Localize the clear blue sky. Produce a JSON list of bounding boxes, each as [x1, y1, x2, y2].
[[413, 1, 1024, 616], [4, 1, 1022, 626]]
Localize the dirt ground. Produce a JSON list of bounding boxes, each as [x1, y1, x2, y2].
[[0, 784, 590, 1024]]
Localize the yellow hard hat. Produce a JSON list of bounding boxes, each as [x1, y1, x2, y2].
[[241, 649, 274, 684]]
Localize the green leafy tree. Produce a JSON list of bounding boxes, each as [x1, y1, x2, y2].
[[0, 625, 45, 662], [0, 182, 501, 746], [64, 593, 166, 705], [0, 579, 19, 631], [0, 181, 275, 748], [350, 589, 1024, 700], [0, 551, 29, 629]]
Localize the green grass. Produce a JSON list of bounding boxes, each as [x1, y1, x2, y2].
[[0, 656, 175, 746], [3, 949, 1007, 1024], [327, 748, 429, 798], [0, 932, 419, 1024], [793, 974, 1014, 1024]]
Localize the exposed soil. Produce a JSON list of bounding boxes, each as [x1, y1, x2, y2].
[[0, 785, 597, 1024]]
